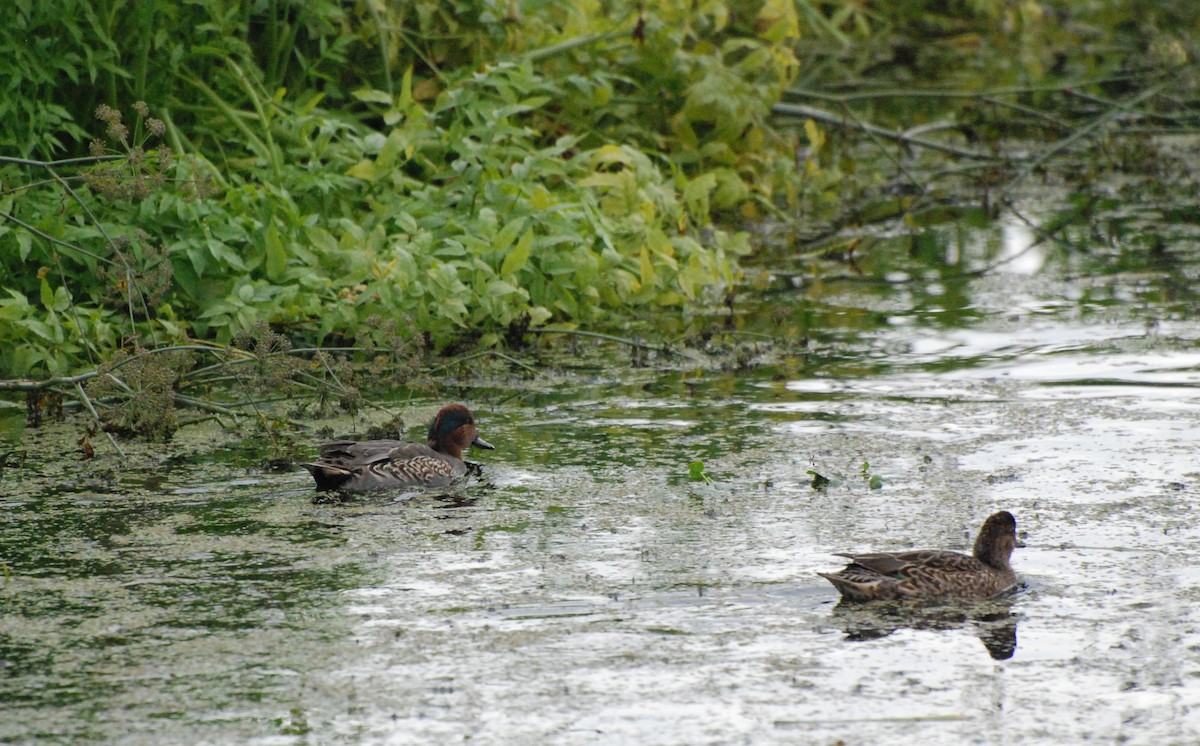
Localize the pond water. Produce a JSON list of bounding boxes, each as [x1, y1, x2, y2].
[[3, 206, 1200, 744]]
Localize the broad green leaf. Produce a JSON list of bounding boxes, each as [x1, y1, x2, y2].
[[353, 88, 393, 104], [494, 218, 526, 256], [639, 246, 656, 290], [438, 297, 468, 323], [0, 292, 29, 320], [265, 221, 286, 281], [304, 226, 338, 254], [39, 278, 53, 310], [346, 160, 378, 182], [577, 173, 625, 189], [531, 187, 554, 210], [683, 172, 717, 207], [804, 118, 825, 153], [207, 238, 247, 271], [646, 231, 677, 268], [501, 229, 533, 276], [20, 317, 57, 342], [485, 279, 520, 297], [712, 169, 749, 209], [398, 66, 414, 110], [589, 145, 634, 168], [53, 285, 71, 312], [378, 128, 407, 170]]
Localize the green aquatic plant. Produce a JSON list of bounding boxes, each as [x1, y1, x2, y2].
[[688, 460, 713, 484], [807, 469, 832, 490], [807, 461, 882, 491], [861, 460, 884, 490]]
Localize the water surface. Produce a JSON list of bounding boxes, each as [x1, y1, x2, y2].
[[3, 209, 1200, 744]]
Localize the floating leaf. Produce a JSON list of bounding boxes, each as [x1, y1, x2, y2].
[[807, 469, 831, 490]]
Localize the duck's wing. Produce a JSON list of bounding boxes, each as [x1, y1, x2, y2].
[[307, 440, 462, 491], [835, 549, 982, 577], [361, 454, 457, 488], [315, 439, 409, 466]]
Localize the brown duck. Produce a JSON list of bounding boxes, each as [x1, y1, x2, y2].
[[818, 511, 1020, 601], [301, 404, 494, 491]]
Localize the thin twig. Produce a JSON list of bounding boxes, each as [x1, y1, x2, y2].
[[44, 167, 159, 345], [174, 394, 312, 429], [428, 350, 541, 375], [73, 381, 127, 458], [0, 212, 120, 266], [0, 154, 123, 168], [0, 371, 101, 391], [834, 102, 925, 192], [525, 328, 675, 354], [526, 30, 629, 62], [998, 82, 1166, 198], [786, 72, 1158, 102], [771, 102, 1000, 161]]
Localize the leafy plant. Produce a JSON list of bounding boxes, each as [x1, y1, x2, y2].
[[2, 1, 810, 383], [807, 469, 833, 490], [860, 460, 883, 490], [807, 461, 882, 490]]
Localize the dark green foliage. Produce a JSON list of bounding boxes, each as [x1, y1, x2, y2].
[[0, 1, 808, 379]]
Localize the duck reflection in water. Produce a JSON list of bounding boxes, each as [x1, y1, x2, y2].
[[828, 596, 1020, 660]]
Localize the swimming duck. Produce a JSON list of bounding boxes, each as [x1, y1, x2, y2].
[[818, 511, 1020, 601], [301, 404, 494, 491]]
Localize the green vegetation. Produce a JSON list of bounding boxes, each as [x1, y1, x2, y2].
[[806, 461, 882, 491], [1, 1, 802, 379], [807, 468, 832, 491], [1, 0, 1196, 437], [861, 461, 883, 491], [688, 460, 713, 484]]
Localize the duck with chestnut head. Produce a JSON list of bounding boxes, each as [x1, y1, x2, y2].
[[301, 404, 494, 491]]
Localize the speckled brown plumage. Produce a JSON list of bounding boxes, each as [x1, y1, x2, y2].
[[818, 511, 1020, 601], [301, 404, 494, 491]]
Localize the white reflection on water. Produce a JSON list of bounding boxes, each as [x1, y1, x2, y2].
[[995, 219, 1045, 275]]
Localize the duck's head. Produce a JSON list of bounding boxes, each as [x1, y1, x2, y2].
[[973, 510, 1020, 569], [427, 404, 494, 459]]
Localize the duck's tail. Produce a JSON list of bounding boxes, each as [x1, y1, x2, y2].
[[300, 462, 354, 491]]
